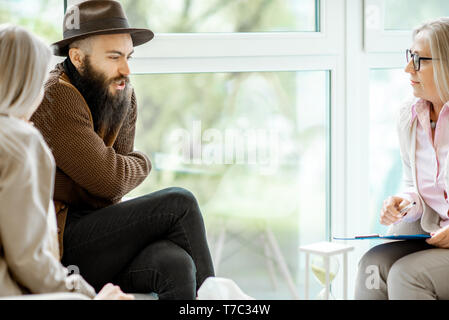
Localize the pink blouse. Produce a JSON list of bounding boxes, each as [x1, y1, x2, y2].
[[397, 99, 449, 228]]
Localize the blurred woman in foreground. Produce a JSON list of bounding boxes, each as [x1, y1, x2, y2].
[[0, 24, 133, 300]]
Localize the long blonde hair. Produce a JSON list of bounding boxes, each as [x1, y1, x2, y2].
[[0, 24, 51, 118], [0, 24, 52, 163], [414, 18, 449, 103]]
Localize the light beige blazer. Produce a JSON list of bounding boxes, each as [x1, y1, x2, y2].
[[0, 116, 95, 298], [387, 99, 444, 236]]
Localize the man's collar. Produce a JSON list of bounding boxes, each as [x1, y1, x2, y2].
[[62, 57, 80, 89]]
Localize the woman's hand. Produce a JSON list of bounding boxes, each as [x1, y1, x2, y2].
[[426, 225, 449, 248], [94, 283, 135, 300], [380, 196, 410, 226]]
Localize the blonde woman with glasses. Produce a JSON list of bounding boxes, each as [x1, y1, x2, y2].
[[0, 24, 133, 300], [355, 17, 449, 300]]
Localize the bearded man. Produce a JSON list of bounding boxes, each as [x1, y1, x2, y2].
[[31, 0, 214, 300]]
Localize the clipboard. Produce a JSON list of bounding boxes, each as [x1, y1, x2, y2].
[[333, 234, 431, 240]]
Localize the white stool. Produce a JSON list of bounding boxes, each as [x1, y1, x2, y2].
[[298, 241, 354, 300]]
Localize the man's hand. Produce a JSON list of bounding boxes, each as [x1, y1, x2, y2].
[[380, 196, 410, 226], [94, 283, 135, 300], [426, 225, 449, 248]]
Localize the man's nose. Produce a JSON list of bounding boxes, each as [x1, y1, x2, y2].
[[119, 59, 131, 77]]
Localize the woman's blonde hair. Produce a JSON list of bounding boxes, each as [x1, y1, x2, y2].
[[0, 24, 51, 117], [413, 17, 449, 103]]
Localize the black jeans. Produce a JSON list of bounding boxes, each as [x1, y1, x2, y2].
[[61, 187, 215, 300]]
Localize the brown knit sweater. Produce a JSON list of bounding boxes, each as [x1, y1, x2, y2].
[[31, 63, 151, 259]]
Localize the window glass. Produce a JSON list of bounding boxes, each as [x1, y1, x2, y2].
[[368, 68, 411, 238], [0, 0, 63, 44], [128, 70, 329, 298], [384, 0, 449, 31], [120, 0, 319, 33]]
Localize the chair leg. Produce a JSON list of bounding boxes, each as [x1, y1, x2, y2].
[[261, 233, 278, 290], [265, 228, 300, 300], [213, 224, 227, 275]]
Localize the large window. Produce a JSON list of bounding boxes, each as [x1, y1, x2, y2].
[[0, 0, 63, 43], [121, 0, 319, 33], [65, 0, 335, 300], [0, 0, 342, 299], [384, 0, 449, 31], [365, 0, 449, 52], [128, 71, 329, 298]]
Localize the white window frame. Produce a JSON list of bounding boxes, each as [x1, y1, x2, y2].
[[345, 0, 414, 300], [364, 0, 411, 53]]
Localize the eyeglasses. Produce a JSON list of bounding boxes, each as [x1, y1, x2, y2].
[[406, 49, 437, 71]]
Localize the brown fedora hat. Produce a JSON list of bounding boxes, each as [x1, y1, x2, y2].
[[52, 0, 154, 56]]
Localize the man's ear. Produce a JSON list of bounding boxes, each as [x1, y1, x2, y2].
[[68, 47, 85, 70]]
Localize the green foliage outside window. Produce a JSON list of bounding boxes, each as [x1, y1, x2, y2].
[[121, 0, 317, 33]]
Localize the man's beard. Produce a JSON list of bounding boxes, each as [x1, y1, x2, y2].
[[69, 56, 131, 135]]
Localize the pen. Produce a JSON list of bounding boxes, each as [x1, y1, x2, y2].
[[399, 201, 416, 216]]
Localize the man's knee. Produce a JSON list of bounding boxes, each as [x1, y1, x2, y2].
[[152, 242, 197, 299], [165, 187, 198, 206], [160, 187, 203, 219], [150, 241, 196, 279], [165, 247, 196, 279]]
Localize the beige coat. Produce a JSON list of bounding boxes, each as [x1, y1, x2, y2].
[[0, 115, 95, 298]]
